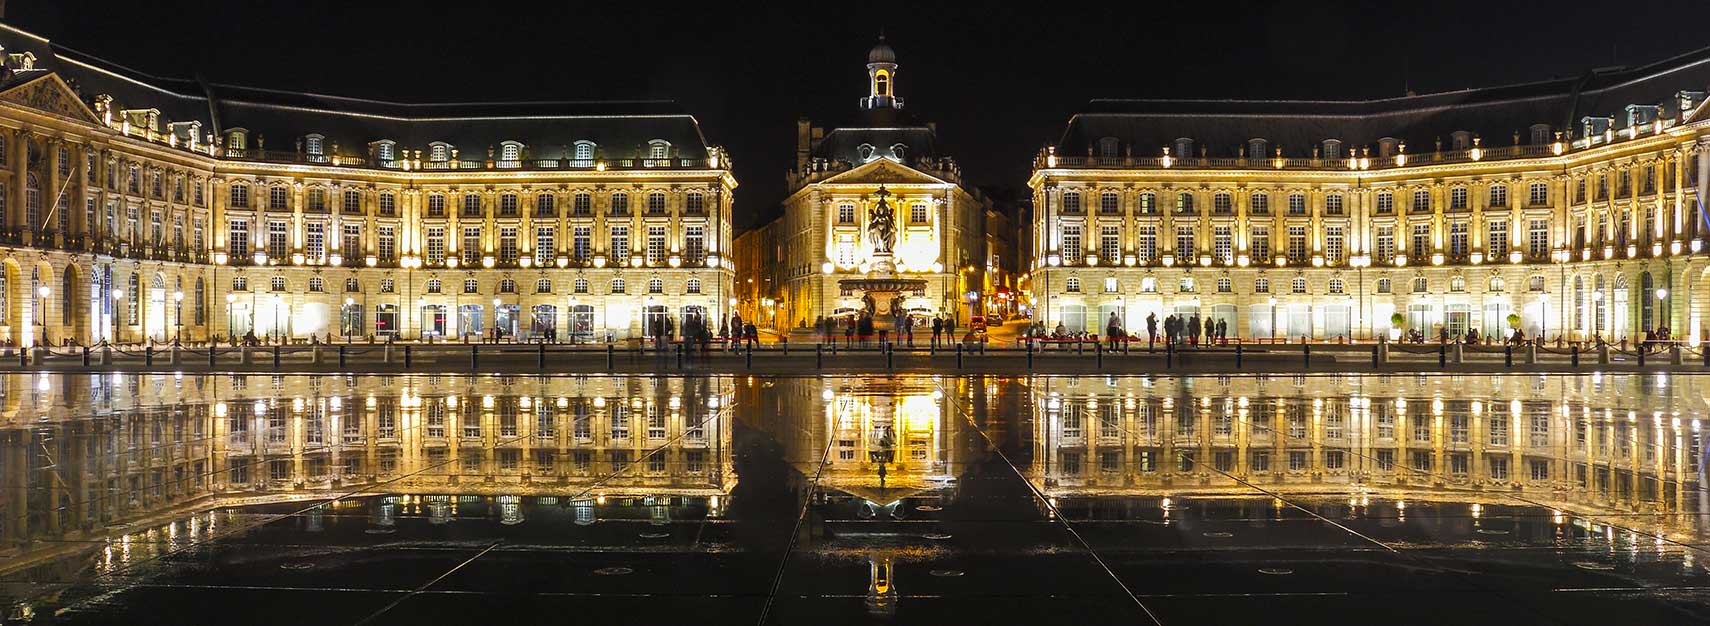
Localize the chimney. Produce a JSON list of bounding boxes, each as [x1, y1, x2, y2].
[[796, 118, 812, 171]]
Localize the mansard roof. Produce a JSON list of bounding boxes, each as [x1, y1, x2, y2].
[[1057, 44, 1710, 158], [0, 22, 715, 161]]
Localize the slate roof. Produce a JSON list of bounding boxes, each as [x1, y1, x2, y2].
[[1057, 44, 1710, 158], [0, 22, 714, 161]]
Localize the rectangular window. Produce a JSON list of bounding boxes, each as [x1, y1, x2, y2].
[[1060, 225, 1081, 260], [378, 226, 396, 262], [1449, 221, 1468, 256], [535, 193, 555, 217], [1375, 226, 1394, 261], [307, 188, 326, 213], [646, 226, 667, 265], [1529, 182, 1548, 206], [499, 193, 519, 217], [1287, 193, 1305, 215], [609, 226, 629, 263], [573, 193, 591, 216], [427, 194, 446, 217], [343, 224, 361, 257], [1100, 226, 1120, 263], [1175, 224, 1195, 256], [462, 227, 482, 265], [1411, 223, 1430, 255], [267, 220, 288, 259], [1249, 226, 1271, 262], [1286, 226, 1307, 262], [1325, 194, 1343, 215], [1250, 192, 1269, 215], [378, 192, 396, 216], [1324, 226, 1344, 264], [462, 193, 482, 217], [426, 227, 446, 264], [1412, 190, 1430, 213], [230, 184, 250, 209], [685, 226, 705, 264], [1376, 191, 1393, 214], [1137, 226, 1156, 263], [1489, 184, 1508, 207], [836, 233, 857, 267], [269, 187, 288, 211], [1213, 225, 1232, 262], [838, 204, 855, 224], [573, 226, 591, 260], [1527, 219, 1549, 258], [910, 204, 927, 223], [1449, 187, 1467, 210], [1487, 221, 1509, 257], [305, 222, 324, 259], [499, 227, 519, 263], [227, 219, 249, 255], [534, 226, 555, 266]]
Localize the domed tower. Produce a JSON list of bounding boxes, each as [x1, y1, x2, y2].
[[860, 35, 903, 110]]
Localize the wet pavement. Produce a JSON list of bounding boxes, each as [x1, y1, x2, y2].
[[0, 372, 1706, 624]]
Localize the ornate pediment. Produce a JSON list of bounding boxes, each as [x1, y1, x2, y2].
[[818, 158, 949, 187], [0, 72, 101, 125]]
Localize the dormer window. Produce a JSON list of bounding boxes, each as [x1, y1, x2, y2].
[[1529, 124, 1551, 145], [1450, 131, 1472, 151], [874, 71, 889, 96], [1678, 91, 1704, 119], [305, 134, 325, 156], [429, 142, 451, 162], [572, 141, 596, 164], [374, 140, 396, 162], [889, 143, 908, 161], [647, 139, 671, 160], [499, 141, 523, 163], [1377, 137, 1397, 158], [1173, 137, 1194, 159], [856, 143, 876, 162], [1097, 137, 1119, 158], [1322, 139, 1342, 159], [1248, 138, 1267, 159], [226, 129, 248, 153]]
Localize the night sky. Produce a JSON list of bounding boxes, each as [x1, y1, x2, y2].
[[12, 1, 1710, 230]]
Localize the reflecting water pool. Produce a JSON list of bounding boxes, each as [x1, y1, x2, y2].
[[1, 372, 1707, 624]]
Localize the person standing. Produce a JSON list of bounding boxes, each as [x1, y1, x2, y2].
[[1204, 316, 1215, 347], [945, 315, 957, 344], [931, 316, 944, 348], [1187, 314, 1201, 347], [1106, 312, 1123, 349], [1216, 318, 1228, 344], [1146, 313, 1158, 351]]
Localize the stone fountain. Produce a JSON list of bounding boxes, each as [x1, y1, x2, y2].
[[839, 186, 927, 333]]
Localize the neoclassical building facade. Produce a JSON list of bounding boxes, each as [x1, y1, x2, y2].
[[1028, 51, 1710, 343], [0, 23, 735, 346], [741, 39, 987, 334]]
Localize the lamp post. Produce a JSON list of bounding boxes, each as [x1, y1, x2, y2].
[[1656, 288, 1670, 333], [344, 296, 356, 339], [36, 284, 49, 347], [226, 293, 236, 343], [1268, 296, 1278, 343], [172, 289, 184, 343]]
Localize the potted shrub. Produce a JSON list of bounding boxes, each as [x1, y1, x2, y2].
[[1389, 312, 1406, 341]]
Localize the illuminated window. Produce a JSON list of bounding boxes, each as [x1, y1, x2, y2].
[[1065, 277, 1081, 293], [464, 278, 479, 294]]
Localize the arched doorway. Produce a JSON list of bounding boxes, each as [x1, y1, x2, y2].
[[0, 258, 18, 345], [30, 262, 54, 346], [61, 264, 87, 344], [147, 273, 168, 342]]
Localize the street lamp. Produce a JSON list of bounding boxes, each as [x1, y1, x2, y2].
[[344, 296, 356, 338], [172, 289, 184, 343], [36, 284, 49, 347]]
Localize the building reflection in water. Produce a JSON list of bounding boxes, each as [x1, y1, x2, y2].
[[0, 372, 1706, 618]]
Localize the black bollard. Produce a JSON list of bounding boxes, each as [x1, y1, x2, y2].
[[1166, 342, 1173, 368], [273, 345, 281, 368], [81, 346, 89, 366], [677, 343, 684, 369], [1237, 343, 1244, 369], [1438, 345, 1446, 367], [538, 343, 546, 369], [1026, 340, 1034, 369], [1303, 342, 1311, 368], [1372, 345, 1379, 368], [405, 344, 413, 368], [888, 343, 895, 369], [606, 343, 614, 370], [339, 345, 347, 368], [1639, 345, 1646, 367], [209, 344, 216, 367], [1076, 339, 1083, 356], [146, 346, 154, 367], [1504, 344, 1512, 367], [1571, 345, 1579, 367], [745, 345, 753, 369], [1096, 342, 1103, 368], [955, 343, 962, 368], [471, 344, 479, 369], [816, 344, 823, 369]]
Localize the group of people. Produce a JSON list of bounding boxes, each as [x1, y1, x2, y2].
[[816, 313, 959, 348], [1140, 312, 1228, 348]]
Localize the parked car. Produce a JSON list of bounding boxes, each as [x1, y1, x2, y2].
[[968, 315, 989, 332]]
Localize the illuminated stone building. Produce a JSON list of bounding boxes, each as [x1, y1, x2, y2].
[[0, 23, 735, 346], [1029, 51, 1710, 342], [751, 38, 987, 334]]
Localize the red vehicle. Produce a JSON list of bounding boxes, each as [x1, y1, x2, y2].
[[968, 315, 990, 332]]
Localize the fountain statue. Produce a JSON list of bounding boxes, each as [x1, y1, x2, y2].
[[838, 185, 927, 335]]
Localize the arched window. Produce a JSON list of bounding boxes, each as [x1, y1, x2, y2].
[[1376, 278, 1391, 294], [429, 142, 451, 162], [1101, 191, 1120, 214], [1291, 277, 1307, 293], [1062, 190, 1082, 213], [574, 278, 589, 293], [25, 174, 40, 232], [1065, 277, 1081, 293], [1488, 276, 1505, 291], [270, 276, 286, 291], [1248, 138, 1267, 159], [1322, 139, 1342, 159], [1528, 275, 1545, 292], [686, 278, 702, 294], [426, 278, 442, 293], [1173, 137, 1194, 158], [464, 278, 480, 294], [380, 278, 394, 293], [231, 182, 252, 208], [232, 276, 248, 291], [345, 278, 360, 292], [1328, 278, 1345, 294], [1449, 276, 1466, 292], [874, 72, 889, 96], [1252, 277, 1268, 293], [1412, 276, 1428, 293], [536, 279, 552, 293], [648, 278, 663, 294], [647, 140, 670, 160], [308, 277, 324, 292], [1142, 277, 1158, 293], [194, 278, 205, 325], [647, 192, 666, 214], [1216, 277, 1232, 293], [499, 141, 523, 162], [610, 278, 626, 294], [305, 134, 324, 156], [499, 279, 516, 293], [1180, 277, 1197, 292]]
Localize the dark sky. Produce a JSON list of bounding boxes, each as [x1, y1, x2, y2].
[[12, 1, 1710, 229]]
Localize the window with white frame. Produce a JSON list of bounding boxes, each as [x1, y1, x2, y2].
[[1487, 221, 1509, 257], [1213, 226, 1232, 263], [1449, 222, 1468, 256], [610, 226, 629, 263], [462, 227, 482, 265], [1064, 277, 1081, 292], [574, 278, 589, 293], [1100, 226, 1120, 263], [228, 219, 249, 255], [1325, 193, 1343, 215], [1324, 226, 1344, 264], [267, 220, 288, 258], [1411, 190, 1430, 213], [837, 204, 855, 223], [1489, 184, 1507, 207], [1250, 191, 1269, 214], [610, 278, 625, 294], [1287, 193, 1306, 215], [1061, 225, 1082, 261], [498, 227, 518, 263], [1449, 187, 1467, 210], [464, 278, 479, 294], [1376, 191, 1393, 214], [535, 226, 555, 266], [910, 203, 928, 223], [646, 227, 666, 265], [1175, 224, 1195, 256], [573, 226, 591, 260], [305, 222, 324, 259], [1217, 277, 1232, 293], [648, 278, 663, 294], [1250, 226, 1271, 262], [1103, 277, 1118, 293], [343, 224, 361, 256], [1376, 277, 1391, 293], [1137, 226, 1156, 263], [1528, 182, 1548, 206], [378, 226, 396, 262], [1328, 277, 1344, 293], [1286, 226, 1307, 262], [1411, 223, 1430, 256], [684, 226, 705, 264], [426, 227, 445, 264], [647, 192, 666, 214], [1527, 220, 1548, 258], [1291, 277, 1307, 293]]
